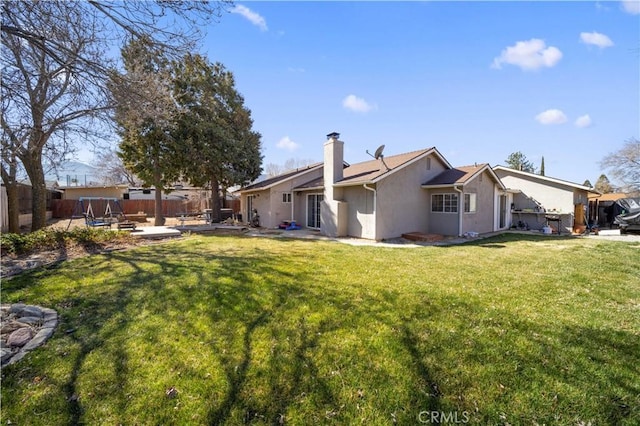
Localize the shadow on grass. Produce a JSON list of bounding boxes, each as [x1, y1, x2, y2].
[[3, 235, 636, 424], [452, 232, 580, 248]]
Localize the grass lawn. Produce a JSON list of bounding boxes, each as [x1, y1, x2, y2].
[[1, 234, 638, 425]]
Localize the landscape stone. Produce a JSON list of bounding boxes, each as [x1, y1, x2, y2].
[[16, 316, 42, 325], [8, 303, 26, 314], [7, 328, 33, 347], [1, 348, 13, 363], [1, 322, 24, 334], [18, 306, 43, 318], [1, 304, 58, 366], [22, 328, 55, 351]]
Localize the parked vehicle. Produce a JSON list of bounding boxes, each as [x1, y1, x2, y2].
[[613, 197, 640, 234]]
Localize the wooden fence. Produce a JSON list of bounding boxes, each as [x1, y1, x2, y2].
[[51, 199, 240, 219]]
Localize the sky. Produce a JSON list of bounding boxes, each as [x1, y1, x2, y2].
[[192, 0, 639, 187]]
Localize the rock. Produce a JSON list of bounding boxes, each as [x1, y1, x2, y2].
[[17, 316, 42, 326], [7, 327, 33, 347], [23, 327, 55, 351], [1, 347, 13, 363], [8, 303, 26, 314], [18, 306, 43, 318], [1, 322, 24, 334]]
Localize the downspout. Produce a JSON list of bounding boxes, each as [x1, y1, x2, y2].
[[364, 183, 377, 238], [454, 185, 463, 237], [291, 191, 295, 221]]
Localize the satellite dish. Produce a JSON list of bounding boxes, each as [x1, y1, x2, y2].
[[366, 144, 390, 171], [374, 144, 385, 160]]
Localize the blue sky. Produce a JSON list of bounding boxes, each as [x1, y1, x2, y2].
[[197, 0, 639, 186]]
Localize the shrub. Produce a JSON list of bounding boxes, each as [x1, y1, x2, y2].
[[0, 227, 133, 256]]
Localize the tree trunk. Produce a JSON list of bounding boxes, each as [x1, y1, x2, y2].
[[153, 169, 165, 226], [4, 182, 21, 234], [210, 175, 221, 223], [1, 159, 21, 233], [23, 150, 48, 231]]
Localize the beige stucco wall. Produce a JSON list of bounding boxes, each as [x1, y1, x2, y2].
[[341, 185, 375, 239], [427, 188, 460, 236], [240, 168, 323, 228], [460, 170, 499, 235], [496, 170, 590, 232], [374, 155, 448, 240]]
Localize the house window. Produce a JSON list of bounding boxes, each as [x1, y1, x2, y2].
[[426, 157, 432, 170], [464, 193, 477, 213], [282, 192, 292, 203], [432, 193, 458, 213]]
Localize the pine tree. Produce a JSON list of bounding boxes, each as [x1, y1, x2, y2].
[[540, 156, 545, 176], [172, 54, 262, 222], [505, 152, 535, 173]]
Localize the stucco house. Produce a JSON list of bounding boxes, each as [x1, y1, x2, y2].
[[493, 166, 599, 233], [239, 133, 509, 240]]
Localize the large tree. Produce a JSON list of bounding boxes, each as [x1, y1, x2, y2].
[[594, 174, 614, 194], [173, 54, 262, 222], [1, 0, 230, 231], [92, 148, 140, 186], [505, 151, 535, 173], [1, 1, 111, 231], [112, 37, 181, 226], [600, 138, 640, 195]]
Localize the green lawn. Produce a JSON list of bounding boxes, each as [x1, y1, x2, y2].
[[1, 234, 638, 425]]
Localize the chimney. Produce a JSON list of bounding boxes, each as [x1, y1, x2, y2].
[[324, 132, 344, 191]]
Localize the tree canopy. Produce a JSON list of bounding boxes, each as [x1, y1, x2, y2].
[[173, 54, 262, 221], [599, 138, 640, 195], [112, 37, 182, 225], [594, 174, 614, 194], [1, 0, 230, 231], [505, 151, 535, 173]]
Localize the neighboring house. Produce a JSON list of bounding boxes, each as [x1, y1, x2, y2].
[[238, 133, 510, 240], [60, 185, 129, 200], [587, 192, 631, 228], [494, 166, 599, 233]]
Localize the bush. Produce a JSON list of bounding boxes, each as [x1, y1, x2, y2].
[[0, 227, 133, 256]]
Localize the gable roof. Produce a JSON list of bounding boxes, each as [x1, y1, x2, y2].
[[334, 147, 451, 187], [422, 164, 506, 189], [493, 165, 599, 194], [239, 163, 322, 192]]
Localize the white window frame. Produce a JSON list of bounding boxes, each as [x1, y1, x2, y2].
[[464, 193, 477, 213], [431, 193, 458, 213], [282, 192, 292, 203]]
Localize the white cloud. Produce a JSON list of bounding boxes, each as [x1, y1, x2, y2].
[[276, 136, 299, 152], [580, 31, 614, 48], [575, 114, 593, 128], [342, 94, 375, 113], [621, 0, 640, 14], [492, 38, 562, 71], [535, 109, 568, 125], [231, 5, 268, 31]]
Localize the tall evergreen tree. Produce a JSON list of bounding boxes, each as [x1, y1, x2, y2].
[[173, 55, 262, 222], [540, 156, 545, 176], [112, 37, 180, 226], [594, 174, 614, 194], [505, 151, 535, 173]]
